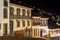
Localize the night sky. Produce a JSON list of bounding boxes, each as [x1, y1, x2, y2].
[[11, 0, 60, 16]]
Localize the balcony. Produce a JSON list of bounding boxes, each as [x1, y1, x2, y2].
[[33, 23, 40, 26], [9, 15, 31, 19]]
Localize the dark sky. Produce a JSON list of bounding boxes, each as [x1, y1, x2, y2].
[[11, 0, 60, 16]]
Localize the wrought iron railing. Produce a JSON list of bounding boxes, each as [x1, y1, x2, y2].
[[10, 15, 31, 19]]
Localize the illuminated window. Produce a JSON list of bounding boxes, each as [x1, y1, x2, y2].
[[34, 29, 37, 36], [40, 19, 47, 26]]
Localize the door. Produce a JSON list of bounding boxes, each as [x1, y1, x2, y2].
[[25, 30, 30, 37], [3, 23, 7, 35], [40, 29, 42, 37], [10, 20, 13, 35]]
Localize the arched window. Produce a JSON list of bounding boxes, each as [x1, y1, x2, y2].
[[22, 20, 25, 26], [16, 20, 20, 27], [10, 20, 13, 34], [27, 10, 30, 16], [22, 9, 26, 16], [10, 7, 14, 15], [17, 8, 20, 16], [27, 20, 30, 26]]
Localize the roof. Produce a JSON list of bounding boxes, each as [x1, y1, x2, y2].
[[31, 8, 41, 17], [10, 0, 33, 8], [48, 19, 60, 29]]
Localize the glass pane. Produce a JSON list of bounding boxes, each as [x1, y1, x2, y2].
[[4, 0, 8, 7], [3, 23, 7, 35], [25, 30, 30, 36], [4, 8, 8, 18]]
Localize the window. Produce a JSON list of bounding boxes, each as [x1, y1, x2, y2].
[[10, 20, 13, 34], [4, 0, 8, 7], [10, 7, 14, 15], [27, 20, 30, 26], [17, 20, 20, 27], [34, 29, 37, 36], [38, 29, 39, 36], [22, 9, 26, 16], [40, 20, 43, 26], [17, 8, 20, 15], [43, 20, 45, 26], [51, 31, 53, 34], [40, 19, 47, 26], [27, 10, 30, 16], [22, 20, 25, 26], [3, 23, 7, 35], [3, 8, 8, 18], [0, 24, 1, 29], [25, 30, 30, 37], [45, 20, 48, 26]]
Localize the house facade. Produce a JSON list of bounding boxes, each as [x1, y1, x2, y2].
[[9, 3, 32, 37], [0, 0, 60, 38], [0, 0, 10, 36], [31, 16, 49, 38], [0, 0, 32, 36]]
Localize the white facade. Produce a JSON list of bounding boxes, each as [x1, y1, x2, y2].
[[49, 29, 60, 37], [0, 0, 10, 36], [0, 0, 32, 36], [32, 16, 49, 38]]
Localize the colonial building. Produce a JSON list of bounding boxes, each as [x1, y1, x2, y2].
[[0, 0, 60, 38], [48, 20, 60, 37], [31, 10, 49, 38], [9, 3, 32, 37], [0, 0, 32, 36], [0, 0, 10, 36]]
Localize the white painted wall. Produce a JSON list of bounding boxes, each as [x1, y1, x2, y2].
[[50, 29, 60, 37], [0, 0, 4, 36], [0, 0, 10, 36]]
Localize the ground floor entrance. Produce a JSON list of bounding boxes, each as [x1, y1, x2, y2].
[[3, 23, 8, 36]]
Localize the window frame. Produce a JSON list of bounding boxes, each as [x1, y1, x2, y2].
[[22, 9, 26, 16], [22, 20, 25, 27], [17, 20, 20, 27], [10, 7, 14, 15], [17, 8, 20, 16], [3, 8, 8, 18]]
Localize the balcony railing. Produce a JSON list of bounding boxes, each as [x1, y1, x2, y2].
[[9, 15, 31, 19], [33, 23, 40, 26]]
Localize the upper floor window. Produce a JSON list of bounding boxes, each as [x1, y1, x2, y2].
[[17, 8, 20, 16], [40, 19, 48, 26], [27, 20, 30, 26], [10, 7, 14, 15], [17, 20, 20, 27], [27, 10, 30, 16], [22, 20, 25, 27], [3, 8, 8, 18], [4, 0, 8, 7], [22, 9, 26, 16]]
